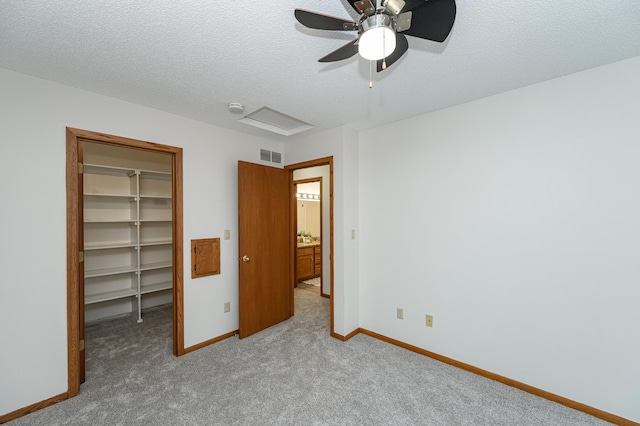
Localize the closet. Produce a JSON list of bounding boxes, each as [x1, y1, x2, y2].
[[83, 142, 173, 323]]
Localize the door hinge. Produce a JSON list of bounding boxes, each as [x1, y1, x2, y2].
[[79, 251, 84, 263], [78, 162, 83, 174], [79, 339, 85, 351]]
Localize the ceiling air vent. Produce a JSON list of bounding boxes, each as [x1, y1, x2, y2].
[[239, 107, 313, 136], [260, 149, 271, 162], [259, 149, 283, 164]]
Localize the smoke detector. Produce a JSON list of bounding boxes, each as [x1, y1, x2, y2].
[[228, 102, 244, 114]]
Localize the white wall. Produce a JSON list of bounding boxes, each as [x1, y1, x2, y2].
[[4, 54, 637, 422], [0, 68, 283, 416], [294, 167, 330, 295], [358, 56, 640, 422], [285, 127, 360, 336]]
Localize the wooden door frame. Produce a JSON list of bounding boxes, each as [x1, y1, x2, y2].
[[285, 157, 334, 335], [66, 127, 184, 398]]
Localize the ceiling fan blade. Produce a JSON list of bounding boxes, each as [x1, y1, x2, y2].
[[295, 9, 357, 31], [318, 39, 359, 62], [403, 0, 456, 42], [346, 1, 360, 13], [377, 33, 409, 71]]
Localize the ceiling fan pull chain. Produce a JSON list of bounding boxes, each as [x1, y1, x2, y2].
[[382, 27, 387, 70], [369, 60, 373, 88]]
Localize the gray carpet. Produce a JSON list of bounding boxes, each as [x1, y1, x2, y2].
[[9, 289, 611, 425]]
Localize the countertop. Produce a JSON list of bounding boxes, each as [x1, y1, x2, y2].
[[297, 242, 320, 248]]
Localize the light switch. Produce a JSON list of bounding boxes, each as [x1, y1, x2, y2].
[[224, 229, 230, 240], [351, 229, 356, 240]]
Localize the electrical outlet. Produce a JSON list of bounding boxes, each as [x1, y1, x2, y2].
[[224, 302, 230, 313], [425, 314, 433, 327], [397, 308, 404, 320]]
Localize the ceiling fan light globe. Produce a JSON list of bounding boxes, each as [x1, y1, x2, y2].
[[358, 14, 396, 60], [359, 26, 396, 60]]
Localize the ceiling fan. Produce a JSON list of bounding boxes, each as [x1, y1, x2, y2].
[[295, 0, 456, 72]]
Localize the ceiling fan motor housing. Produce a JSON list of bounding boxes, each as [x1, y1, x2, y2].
[[361, 13, 395, 33]]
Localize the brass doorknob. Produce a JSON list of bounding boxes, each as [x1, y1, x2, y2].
[[242, 255, 250, 262]]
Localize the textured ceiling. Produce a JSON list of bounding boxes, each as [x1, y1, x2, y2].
[[1, 1, 640, 140]]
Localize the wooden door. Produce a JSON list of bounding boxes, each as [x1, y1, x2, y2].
[[238, 161, 291, 338]]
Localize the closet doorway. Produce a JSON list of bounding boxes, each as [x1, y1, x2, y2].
[[66, 128, 184, 398]]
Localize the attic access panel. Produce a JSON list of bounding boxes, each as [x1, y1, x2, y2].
[[239, 107, 313, 136]]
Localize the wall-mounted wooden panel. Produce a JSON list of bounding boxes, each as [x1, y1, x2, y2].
[[191, 238, 220, 278]]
